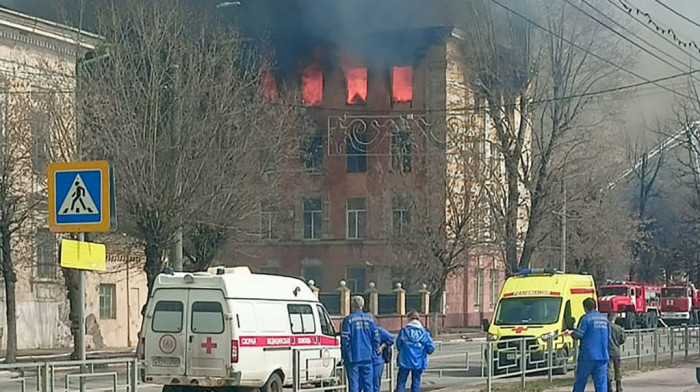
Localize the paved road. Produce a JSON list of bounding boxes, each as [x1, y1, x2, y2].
[[0, 329, 697, 391]]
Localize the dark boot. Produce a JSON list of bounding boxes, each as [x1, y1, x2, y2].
[[616, 380, 623, 392]]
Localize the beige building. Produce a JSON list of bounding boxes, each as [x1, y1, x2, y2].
[[0, 7, 147, 351]]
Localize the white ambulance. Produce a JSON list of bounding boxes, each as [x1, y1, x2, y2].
[[140, 266, 342, 392]]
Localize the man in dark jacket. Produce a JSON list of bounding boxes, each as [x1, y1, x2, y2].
[[372, 320, 395, 392], [608, 312, 626, 392], [342, 296, 380, 392], [396, 310, 435, 392], [570, 298, 610, 392]]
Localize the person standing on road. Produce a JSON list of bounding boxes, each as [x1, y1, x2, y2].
[[342, 296, 380, 392], [607, 312, 626, 392], [566, 298, 610, 392], [371, 317, 395, 392], [396, 310, 435, 392]]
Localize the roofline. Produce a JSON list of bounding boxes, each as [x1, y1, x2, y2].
[[0, 6, 101, 50]]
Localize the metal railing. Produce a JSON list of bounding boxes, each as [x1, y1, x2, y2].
[[0, 357, 138, 392], [424, 326, 700, 392], [291, 348, 396, 392]]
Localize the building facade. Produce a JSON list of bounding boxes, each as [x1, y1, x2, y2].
[[0, 7, 146, 351], [227, 26, 513, 327]]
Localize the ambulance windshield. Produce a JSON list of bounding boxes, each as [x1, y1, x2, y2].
[[494, 297, 562, 325]]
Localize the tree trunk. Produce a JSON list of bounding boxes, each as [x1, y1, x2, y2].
[[61, 267, 81, 360], [144, 240, 163, 297], [504, 153, 520, 273], [1, 227, 16, 363]]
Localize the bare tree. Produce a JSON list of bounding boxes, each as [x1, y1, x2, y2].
[[459, 0, 635, 272], [386, 114, 493, 305], [77, 0, 300, 294]]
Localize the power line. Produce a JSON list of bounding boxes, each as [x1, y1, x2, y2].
[[575, 0, 698, 74], [653, 0, 700, 31], [617, 0, 700, 56], [490, 0, 695, 101], [607, 0, 700, 65]]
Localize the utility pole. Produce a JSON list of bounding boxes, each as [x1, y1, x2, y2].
[[171, 63, 183, 272], [561, 179, 567, 273]]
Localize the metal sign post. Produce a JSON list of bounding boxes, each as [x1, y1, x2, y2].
[[47, 161, 115, 392]]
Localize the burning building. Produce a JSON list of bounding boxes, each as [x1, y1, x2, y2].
[[222, 1, 513, 327]]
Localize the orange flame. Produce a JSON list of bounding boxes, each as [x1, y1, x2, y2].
[[302, 63, 323, 106], [344, 67, 367, 105], [261, 72, 278, 101], [392, 66, 413, 103]]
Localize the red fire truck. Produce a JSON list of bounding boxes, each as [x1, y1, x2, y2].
[[660, 284, 700, 326], [597, 281, 661, 329]]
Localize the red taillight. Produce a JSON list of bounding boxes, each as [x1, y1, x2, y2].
[[231, 340, 239, 363], [139, 337, 145, 360]]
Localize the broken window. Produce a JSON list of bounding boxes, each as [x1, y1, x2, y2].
[[391, 132, 412, 172], [392, 66, 413, 103], [345, 67, 367, 105], [302, 64, 323, 106], [302, 133, 324, 170]]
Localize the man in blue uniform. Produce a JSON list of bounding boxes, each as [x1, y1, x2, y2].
[[570, 298, 610, 392], [342, 296, 380, 392], [372, 319, 395, 392], [396, 310, 435, 392]]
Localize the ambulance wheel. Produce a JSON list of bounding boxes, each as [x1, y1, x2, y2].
[[262, 373, 283, 392]]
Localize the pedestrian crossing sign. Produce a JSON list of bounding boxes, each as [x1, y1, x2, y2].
[[48, 161, 114, 233]]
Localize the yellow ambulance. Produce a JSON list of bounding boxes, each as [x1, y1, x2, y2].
[[482, 268, 596, 374]]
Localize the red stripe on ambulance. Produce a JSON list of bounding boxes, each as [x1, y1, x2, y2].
[[570, 288, 595, 294], [238, 335, 338, 347]]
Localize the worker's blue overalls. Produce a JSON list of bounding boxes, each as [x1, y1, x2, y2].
[[342, 310, 380, 392], [573, 310, 610, 392]]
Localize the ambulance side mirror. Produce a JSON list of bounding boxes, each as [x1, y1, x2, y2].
[[481, 319, 490, 332]]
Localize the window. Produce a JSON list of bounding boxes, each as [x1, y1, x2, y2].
[[303, 133, 324, 170], [303, 199, 323, 239], [346, 267, 366, 293], [392, 197, 411, 236], [302, 64, 323, 106], [490, 270, 499, 308], [288, 304, 316, 334], [346, 130, 367, 173], [494, 297, 562, 325], [260, 201, 278, 240], [475, 269, 484, 308], [346, 198, 366, 239], [317, 305, 336, 336], [36, 229, 57, 279], [302, 265, 323, 289], [153, 301, 184, 333], [391, 132, 412, 172], [392, 66, 413, 103], [345, 67, 367, 105], [191, 302, 224, 334], [99, 284, 116, 319]]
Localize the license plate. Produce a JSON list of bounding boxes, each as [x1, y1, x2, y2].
[[152, 356, 180, 367], [506, 353, 516, 360]]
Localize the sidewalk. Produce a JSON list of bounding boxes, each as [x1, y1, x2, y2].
[[544, 362, 700, 392]]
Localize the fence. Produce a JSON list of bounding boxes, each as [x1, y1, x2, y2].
[[0, 357, 138, 392], [425, 326, 700, 392], [291, 347, 396, 392]]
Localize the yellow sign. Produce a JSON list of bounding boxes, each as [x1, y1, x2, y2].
[[60, 239, 107, 271]]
